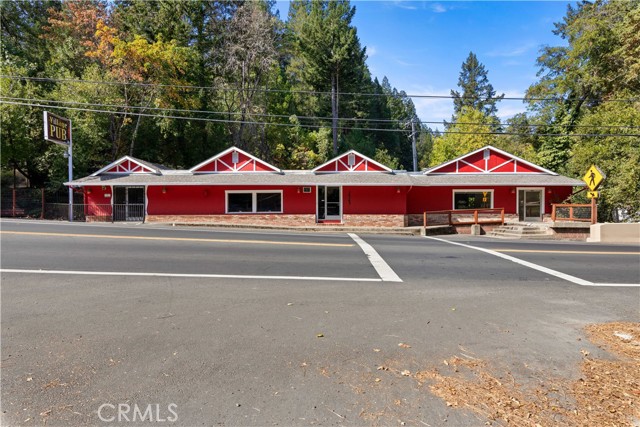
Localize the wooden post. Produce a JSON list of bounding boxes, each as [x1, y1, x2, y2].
[[448, 211, 452, 226], [551, 204, 556, 222], [473, 209, 479, 224], [423, 211, 427, 227], [12, 188, 16, 217], [591, 197, 597, 225], [500, 208, 505, 225]]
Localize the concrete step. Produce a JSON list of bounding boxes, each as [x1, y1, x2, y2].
[[487, 224, 552, 240]]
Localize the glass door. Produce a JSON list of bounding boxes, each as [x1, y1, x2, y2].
[[518, 189, 542, 221], [317, 186, 341, 221]]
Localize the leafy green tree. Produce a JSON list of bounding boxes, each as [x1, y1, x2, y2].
[[527, 1, 638, 121], [569, 96, 640, 221], [430, 107, 498, 166], [450, 52, 503, 118]]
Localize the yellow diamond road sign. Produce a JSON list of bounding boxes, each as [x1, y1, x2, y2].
[[583, 165, 605, 191], [587, 191, 599, 199]]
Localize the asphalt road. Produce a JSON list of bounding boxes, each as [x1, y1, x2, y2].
[[1, 219, 639, 426]]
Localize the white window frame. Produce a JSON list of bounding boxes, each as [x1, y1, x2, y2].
[[516, 187, 545, 220], [225, 190, 283, 214], [452, 189, 494, 210]]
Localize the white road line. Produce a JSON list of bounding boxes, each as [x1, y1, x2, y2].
[[424, 236, 640, 288], [0, 269, 382, 283], [349, 233, 402, 282]]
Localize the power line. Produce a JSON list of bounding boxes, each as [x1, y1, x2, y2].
[[3, 75, 639, 103], [3, 96, 640, 130], [3, 99, 640, 137]]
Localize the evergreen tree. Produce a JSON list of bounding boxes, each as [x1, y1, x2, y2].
[[288, 0, 367, 154], [450, 52, 503, 118]]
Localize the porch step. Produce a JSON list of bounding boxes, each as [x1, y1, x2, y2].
[[487, 223, 552, 240]]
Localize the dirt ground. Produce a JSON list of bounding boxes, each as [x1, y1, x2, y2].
[[319, 322, 640, 426]]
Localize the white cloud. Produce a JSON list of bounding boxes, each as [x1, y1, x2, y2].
[[405, 85, 456, 131], [496, 90, 528, 122], [487, 42, 537, 58], [390, 1, 418, 10], [430, 3, 447, 13], [366, 45, 378, 58], [409, 88, 531, 130]]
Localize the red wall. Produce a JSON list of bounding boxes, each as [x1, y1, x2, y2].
[[86, 184, 575, 218], [406, 186, 575, 215], [84, 186, 113, 216], [147, 185, 316, 215], [343, 186, 407, 214]]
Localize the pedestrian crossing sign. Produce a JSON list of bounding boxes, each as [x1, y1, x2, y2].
[[583, 165, 605, 191]]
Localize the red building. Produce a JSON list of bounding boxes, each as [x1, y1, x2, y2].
[[69, 145, 583, 227]]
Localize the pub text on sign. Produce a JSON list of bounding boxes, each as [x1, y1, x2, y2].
[[43, 111, 71, 146], [49, 116, 68, 141]]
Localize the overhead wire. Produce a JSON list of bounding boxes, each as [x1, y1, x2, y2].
[[3, 99, 640, 137], [2, 74, 639, 102], [2, 96, 640, 130]]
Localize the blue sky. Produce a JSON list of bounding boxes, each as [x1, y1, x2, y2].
[[275, 1, 572, 128]]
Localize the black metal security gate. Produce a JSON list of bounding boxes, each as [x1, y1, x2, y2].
[[113, 186, 145, 222]]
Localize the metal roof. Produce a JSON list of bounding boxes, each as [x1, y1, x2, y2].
[[68, 171, 583, 187]]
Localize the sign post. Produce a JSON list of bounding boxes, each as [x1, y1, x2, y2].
[[582, 165, 605, 225], [44, 112, 73, 222]]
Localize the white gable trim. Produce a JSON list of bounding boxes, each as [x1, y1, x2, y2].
[[90, 156, 159, 176], [312, 150, 392, 173], [189, 146, 281, 173], [425, 145, 557, 176]]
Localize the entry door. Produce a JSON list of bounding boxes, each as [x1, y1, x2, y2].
[[518, 189, 543, 222], [113, 186, 145, 222], [317, 186, 341, 221]]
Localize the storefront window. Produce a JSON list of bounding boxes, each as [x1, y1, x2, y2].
[[227, 191, 282, 213], [453, 191, 492, 209]]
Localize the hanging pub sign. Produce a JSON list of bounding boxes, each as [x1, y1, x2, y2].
[[43, 111, 71, 146]]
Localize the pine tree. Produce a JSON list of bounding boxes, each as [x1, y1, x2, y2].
[[450, 52, 504, 118], [288, 0, 367, 154]]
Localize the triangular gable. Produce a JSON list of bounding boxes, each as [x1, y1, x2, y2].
[[190, 147, 280, 173], [313, 150, 392, 173], [91, 156, 159, 176], [425, 146, 556, 175]]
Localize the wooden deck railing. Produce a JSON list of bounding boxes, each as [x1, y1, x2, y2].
[[423, 208, 505, 227], [551, 203, 594, 223]]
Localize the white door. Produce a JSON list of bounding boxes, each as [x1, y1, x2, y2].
[[317, 186, 341, 221]]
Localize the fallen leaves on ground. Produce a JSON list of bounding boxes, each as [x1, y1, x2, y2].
[[315, 322, 640, 426]]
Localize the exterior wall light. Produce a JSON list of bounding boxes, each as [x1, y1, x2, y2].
[[162, 186, 167, 194]]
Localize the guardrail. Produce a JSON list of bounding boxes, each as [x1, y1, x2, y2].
[[423, 208, 505, 227], [551, 203, 593, 223]]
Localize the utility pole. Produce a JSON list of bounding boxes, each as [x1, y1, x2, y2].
[[410, 120, 418, 172]]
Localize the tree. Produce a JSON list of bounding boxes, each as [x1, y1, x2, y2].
[[430, 107, 498, 166], [569, 95, 640, 221], [219, 1, 281, 152], [450, 52, 503, 118], [288, 0, 367, 154]]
